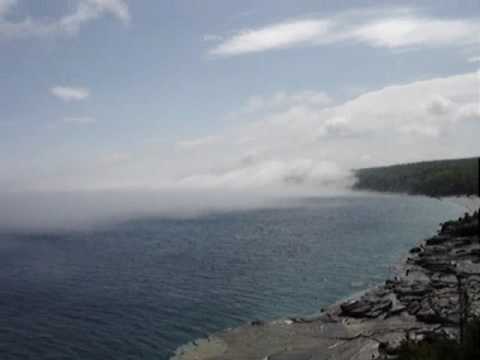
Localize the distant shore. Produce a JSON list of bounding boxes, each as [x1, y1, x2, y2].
[[171, 197, 479, 360], [353, 156, 479, 197]]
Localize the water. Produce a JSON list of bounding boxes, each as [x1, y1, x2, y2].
[[0, 195, 465, 359]]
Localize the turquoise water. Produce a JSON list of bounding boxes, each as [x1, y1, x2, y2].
[[0, 195, 464, 359]]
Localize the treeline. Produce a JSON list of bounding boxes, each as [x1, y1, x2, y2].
[[353, 157, 479, 197]]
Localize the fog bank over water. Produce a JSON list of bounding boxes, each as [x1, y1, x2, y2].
[[0, 185, 355, 232]]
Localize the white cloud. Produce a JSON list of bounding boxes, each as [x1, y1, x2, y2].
[[0, 0, 129, 38], [425, 95, 453, 116], [177, 159, 347, 189], [456, 103, 480, 122], [209, 8, 480, 56], [467, 56, 480, 63], [319, 116, 356, 138], [351, 18, 477, 48], [398, 123, 441, 138], [63, 116, 96, 124], [210, 19, 331, 55], [0, 0, 15, 16], [51, 86, 90, 101], [89, 0, 129, 22]]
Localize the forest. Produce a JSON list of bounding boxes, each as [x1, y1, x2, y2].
[[353, 157, 479, 197]]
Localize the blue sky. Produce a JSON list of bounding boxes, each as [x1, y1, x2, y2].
[[1, 0, 479, 191]]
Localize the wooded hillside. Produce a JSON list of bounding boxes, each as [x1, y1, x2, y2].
[[353, 157, 479, 197]]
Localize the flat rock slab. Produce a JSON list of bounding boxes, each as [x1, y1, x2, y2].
[[171, 312, 428, 360]]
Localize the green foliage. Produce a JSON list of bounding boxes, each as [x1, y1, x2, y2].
[[462, 320, 480, 359], [395, 339, 458, 360], [394, 319, 480, 360], [353, 157, 479, 197]]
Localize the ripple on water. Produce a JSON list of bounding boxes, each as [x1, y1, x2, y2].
[[0, 195, 464, 360]]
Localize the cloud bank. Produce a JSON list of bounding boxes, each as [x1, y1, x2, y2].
[[6, 71, 476, 194], [166, 72, 479, 191], [0, 189, 338, 232]]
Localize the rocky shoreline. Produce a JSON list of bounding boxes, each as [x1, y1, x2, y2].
[[172, 206, 479, 360]]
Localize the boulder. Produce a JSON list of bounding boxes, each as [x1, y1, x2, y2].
[[340, 296, 392, 318]]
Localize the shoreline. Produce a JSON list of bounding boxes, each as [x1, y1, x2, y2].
[[171, 197, 479, 360], [440, 195, 480, 212]]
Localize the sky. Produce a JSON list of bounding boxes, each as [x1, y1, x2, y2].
[[1, 0, 480, 193]]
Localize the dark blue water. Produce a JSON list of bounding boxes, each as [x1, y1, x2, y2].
[[0, 195, 464, 359]]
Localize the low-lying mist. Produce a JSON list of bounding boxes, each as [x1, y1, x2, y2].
[[0, 186, 354, 233]]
